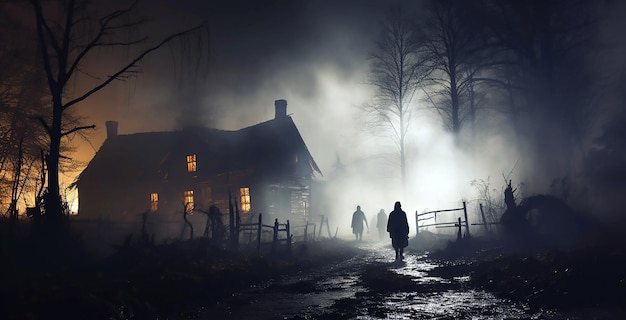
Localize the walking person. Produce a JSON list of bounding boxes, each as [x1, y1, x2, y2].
[[351, 205, 369, 241], [387, 201, 409, 260], [376, 209, 387, 240]]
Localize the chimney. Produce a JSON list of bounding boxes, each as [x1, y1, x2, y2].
[[274, 99, 287, 119], [105, 120, 118, 139]]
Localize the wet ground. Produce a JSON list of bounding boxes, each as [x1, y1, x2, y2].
[[4, 234, 624, 319], [186, 241, 598, 320], [4, 224, 625, 319]]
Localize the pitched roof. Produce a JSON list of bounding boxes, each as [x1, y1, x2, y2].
[[77, 116, 321, 184]]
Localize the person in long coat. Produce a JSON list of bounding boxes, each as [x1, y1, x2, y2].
[[351, 205, 369, 241], [376, 209, 387, 240], [387, 201, 409, 260]]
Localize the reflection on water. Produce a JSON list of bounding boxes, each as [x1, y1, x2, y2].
[[383, 290, 532, 319], [190, 241, 581, 319], [353, 242, 554, 320]]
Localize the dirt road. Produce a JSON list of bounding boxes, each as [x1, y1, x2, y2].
[[185, 241, 585, 319]]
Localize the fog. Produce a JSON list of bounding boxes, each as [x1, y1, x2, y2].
[[63, 0, 626, 235]]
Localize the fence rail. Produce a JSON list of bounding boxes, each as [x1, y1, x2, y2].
[[70, 212, 324, 257], [415, 201, 470, 239]]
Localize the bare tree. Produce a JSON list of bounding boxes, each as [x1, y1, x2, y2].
[[475, 0, 604, 182], [419, 0, 490, 139], [363, 7, 427, 192], [0, 7, 50, 221], [25, 0, 208, 223]]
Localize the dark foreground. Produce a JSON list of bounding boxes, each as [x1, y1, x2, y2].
[[0, 236, 363, 319], [1, 230, 626, 319]]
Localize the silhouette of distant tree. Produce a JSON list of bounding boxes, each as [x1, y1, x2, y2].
[[363, 6, 428, 193], [473, 0, 604, 180], [0, 7, 50, 221], [585, 109, 626, 189], [419, 0, 491, 140]]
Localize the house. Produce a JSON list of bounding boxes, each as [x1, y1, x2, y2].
[[75, 99, 322, 240]]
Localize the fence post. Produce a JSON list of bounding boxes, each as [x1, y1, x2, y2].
[[479, 203, 490, 233], [229, 192, 235, 248], [415, 210, 419, 236], [463, 201, 470, 237], [272, 218, 279, 253], [286, 220, 291, 253], [313, 224, 317, 241], [304, 222, 308, 243], [327, 218, 332, 238], [319, 215, 324, 237], [257, 213, 262, 256], [457, 217, 462, 240], [235, 207, 240, 247]]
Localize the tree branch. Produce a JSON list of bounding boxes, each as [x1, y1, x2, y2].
[[66, 1, 140, 79], [61, 124, 96, 137], [31, 0, 58, 99], [31, 116, 51, 136], [63, 24, 206, 111]]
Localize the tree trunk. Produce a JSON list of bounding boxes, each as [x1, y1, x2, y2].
[[45, 102, 64, 218]]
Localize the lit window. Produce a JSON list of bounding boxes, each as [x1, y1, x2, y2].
[[240, 187, 251, 213], [294, 153, 298, 163], [150, 193, 158, 212], [184, 190, 194, 211], [187, 154, 197, 172]]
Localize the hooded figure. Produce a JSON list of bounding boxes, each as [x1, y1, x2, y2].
[[351, 205, 369, 241], [387, 201, 409, 260], [376, 209, 387, 240]]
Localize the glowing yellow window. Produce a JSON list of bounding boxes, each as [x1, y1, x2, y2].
[[240, 187, 251, 213], [187, 154, 197, 172], [184, 190, 194, 211], [150, 193, 158, 212]]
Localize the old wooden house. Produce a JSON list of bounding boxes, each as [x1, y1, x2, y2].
[[75, 100, 321, 237]]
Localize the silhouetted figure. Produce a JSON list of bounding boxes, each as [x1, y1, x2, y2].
[[387, 201, 409, 260], [351, 205, 369, 241], [501, 179, 524, 231], [207, 205, 225, 244], [376, 209, 387, 240], [504, 179, 517, 211]]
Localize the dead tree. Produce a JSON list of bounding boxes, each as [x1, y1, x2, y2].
[[181, 202, 194, 240], [27, 0, 208, 223], [504, 179, 517, 212], [363, 6, 427, 193]]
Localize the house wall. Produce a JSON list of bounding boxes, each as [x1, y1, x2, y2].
[[75, 176, 314, 252], [76, 116, 320, 248]]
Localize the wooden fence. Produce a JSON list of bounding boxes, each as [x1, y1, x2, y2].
[[415, 201, 470, 239], [317, 215, 336, 238], [70, 212, 323, 257], [415, 201, 506, 239], [235, 213, 323, 255], [470, 203, 501, 233]]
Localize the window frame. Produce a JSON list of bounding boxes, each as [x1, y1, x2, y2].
[[184, 190, 194, 212], [150, 192, 158, 212], [240, 187, 251, 213], [186, 154, 197, 173]]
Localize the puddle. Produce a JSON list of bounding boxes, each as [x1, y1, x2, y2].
[[185, 241, 609, 319]]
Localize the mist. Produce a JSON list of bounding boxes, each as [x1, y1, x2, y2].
[[64, 0, 626, 233], [6, 2, 626, 318]]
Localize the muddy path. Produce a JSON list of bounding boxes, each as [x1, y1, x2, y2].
[[184, 241, 597, 320]]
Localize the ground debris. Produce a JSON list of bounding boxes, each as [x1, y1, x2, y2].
[[470, 245, 626, 311]]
